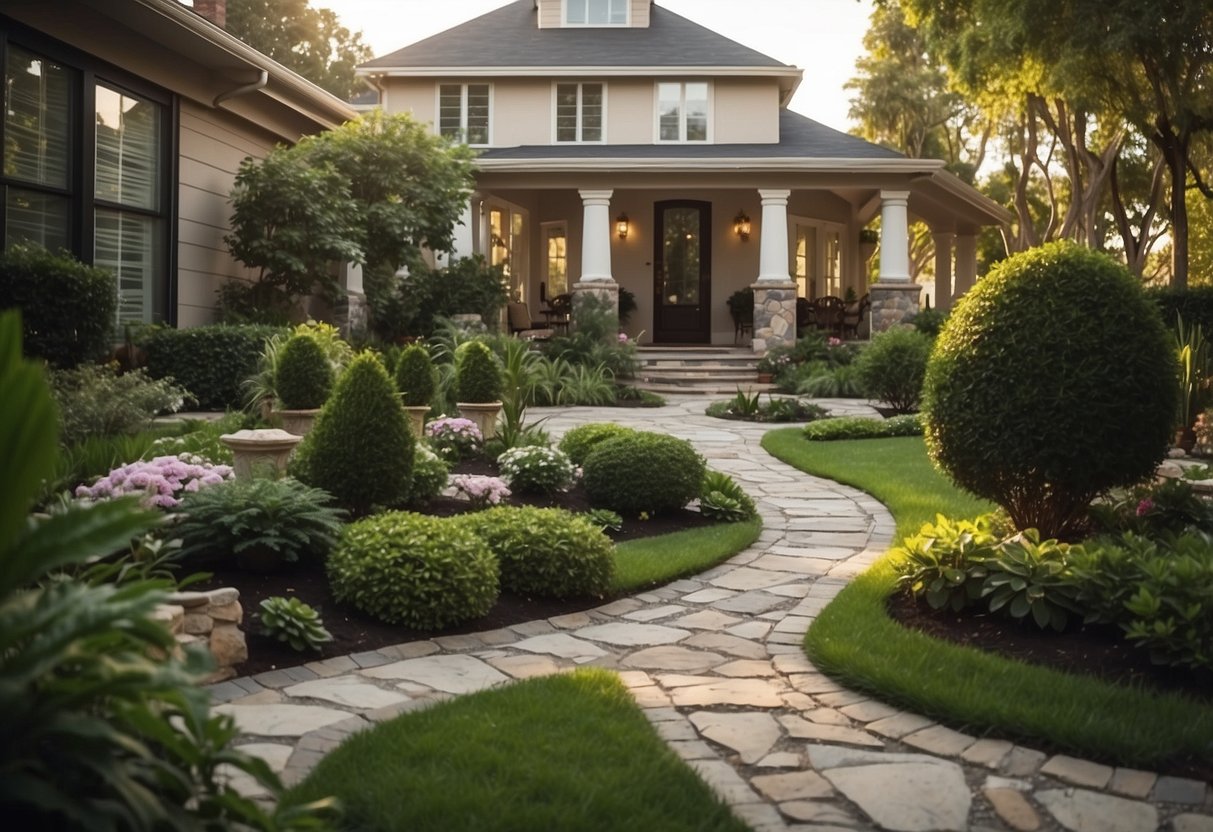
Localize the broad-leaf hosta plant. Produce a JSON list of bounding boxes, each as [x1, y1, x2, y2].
[[0, 311, 334, 831], [260, 596, 334, 653]]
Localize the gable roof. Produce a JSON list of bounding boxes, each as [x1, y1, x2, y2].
[[361, 0, 791, 70]]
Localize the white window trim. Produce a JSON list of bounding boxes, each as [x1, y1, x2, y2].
[[789, 215, 847, 298], [562, 0, 630, 27], [541, 220, 569, 296], [653, 81, 713, 144], [551, 82, 608, 144], [435, 82, 493, 147]]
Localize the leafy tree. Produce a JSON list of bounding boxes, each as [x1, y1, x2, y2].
[[225, 0, 373, 101]]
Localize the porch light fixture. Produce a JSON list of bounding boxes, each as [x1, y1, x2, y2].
[[733, 210, 751, 241], [616, 213, 630, 239]]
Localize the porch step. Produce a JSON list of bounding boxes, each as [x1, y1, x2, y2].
[[633, 345, 765, 394]]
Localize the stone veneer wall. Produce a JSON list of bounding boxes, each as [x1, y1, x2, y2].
[[752, 282, 797, 353], [870, 283, 923, 333], [152, 587, 248, 683], [572, 280, 620, 332]]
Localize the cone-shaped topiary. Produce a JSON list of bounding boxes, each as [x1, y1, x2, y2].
[[294, 353, 414, 515], [923, 241, 1177, 539], [455, 340, 503, 403], [274, 333, 333, 410], [394, 343, 436, 406]]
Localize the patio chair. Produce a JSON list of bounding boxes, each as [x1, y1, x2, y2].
[[544, 293, 572, 334], [812, 296, 846, 338], [796, 297, 814, 332], [507, 301, 544, 334], [842, 293, 871, 339]]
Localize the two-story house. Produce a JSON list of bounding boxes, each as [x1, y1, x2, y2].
[[359, 0, 1008, 349]]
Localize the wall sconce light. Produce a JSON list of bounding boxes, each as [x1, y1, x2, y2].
[[733, 210, 751, 241], [616, 213, 630, 239]]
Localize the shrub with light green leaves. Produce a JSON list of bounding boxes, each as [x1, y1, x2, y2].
[[558, 422, 638, 465], [50, 364, 188, 446], [328, 512, 499, 628], [274, 333, 333, 410], [259, 596, 333, 652], [408, 444, 449, 505], [455, 506, 613, 599], [582, 431, 705, 516], [855, 327, 933, 414], [802, 414, 922, 441]]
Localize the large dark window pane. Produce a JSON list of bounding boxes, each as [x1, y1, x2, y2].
[[6, 187, 69, 251], [95, 208, 163, 325], [4, 47, 70, 189], [95, 85, 160, 210]]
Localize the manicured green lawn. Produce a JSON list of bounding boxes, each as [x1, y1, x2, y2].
[[762, 428, 1213, 769], [612, 518, 762, 593], [283, 669, 750, 832]]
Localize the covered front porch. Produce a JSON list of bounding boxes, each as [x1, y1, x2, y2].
[[448, 165, 1008, 351]]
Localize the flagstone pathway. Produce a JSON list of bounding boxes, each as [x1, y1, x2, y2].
[[208, 397, 1212, 831]]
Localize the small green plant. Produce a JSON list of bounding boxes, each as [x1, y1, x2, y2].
[[796, 363, 866, 398], [328, 512, 499, 628], [1175, 313, 1211, 433], [408, 444, 450, 505], [497, 445, 575, 495], [259, 596, 334, 652], [698, 470, 758, 522], [1089, 478, 1213, 538], [803, 414, 922, 441], [456, 506, 614, 599], [50, 365, 189, 446], [455, 340, 503, 403], [558, 423, 638, 465], [582, 431, 706, 516], [706, 392, 828, 423], [894, 514, 998, 612], [275, 333, 334, 410], [395, 343, 436, 406], [720, 388, 762, 418], [855, 327, 933, 414], [584, 508, 623, 532], [173, 477, 344, 572], [981, 531, 1082, 631]]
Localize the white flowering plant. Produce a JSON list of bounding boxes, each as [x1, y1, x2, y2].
[[450, 474, 511, 509], [74, 453, 234, 509], [424, 416, 483, 461], [497, 445, 575, 495]]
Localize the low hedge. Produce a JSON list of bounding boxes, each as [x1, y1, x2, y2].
[[1148, 285, 1213, 332], [144, 324, 285, 410], [804, 415, 923, 441]]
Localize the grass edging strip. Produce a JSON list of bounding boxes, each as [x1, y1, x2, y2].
[[761, 427, 1213, 769], [612, 517, 762, 593]]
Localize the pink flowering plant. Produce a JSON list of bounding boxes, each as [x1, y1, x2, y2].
[[450, 474, 511, 509], [75, 453, 234, 509], [496, 445, 575, 495], [425, 416, 483, 462]]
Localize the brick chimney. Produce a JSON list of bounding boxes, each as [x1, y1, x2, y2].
[[193, 0, 226, 28]]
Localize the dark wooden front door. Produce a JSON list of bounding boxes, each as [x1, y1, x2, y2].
[[653, 200, 711, 343]]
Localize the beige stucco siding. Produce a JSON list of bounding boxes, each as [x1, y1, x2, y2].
[[493, 80, 555, 145], [713, 79, 780, 144]]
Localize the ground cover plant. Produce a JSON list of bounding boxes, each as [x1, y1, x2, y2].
[[803, 414, 922, 441], [283, 669, 749, 832], [705, 390, 828, 423]]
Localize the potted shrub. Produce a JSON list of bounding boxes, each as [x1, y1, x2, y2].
[[273, 333, 332, 436], [859, 227, 879, 263], [394, 343, 436, 438], [454, 340, 504, 440]]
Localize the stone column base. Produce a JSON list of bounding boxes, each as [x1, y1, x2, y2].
[[572, 280, 620, 333], [751, 281, 797, 354], [870, 282, 923, 334]]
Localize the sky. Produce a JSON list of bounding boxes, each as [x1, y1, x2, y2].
[[321, 0, 875, 132]]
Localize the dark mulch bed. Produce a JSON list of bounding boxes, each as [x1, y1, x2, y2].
[[887, 590, 1213, 779], [201, 459, 716, 676]]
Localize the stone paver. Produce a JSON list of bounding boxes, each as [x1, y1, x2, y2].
[[208, 397, 1198, 832]]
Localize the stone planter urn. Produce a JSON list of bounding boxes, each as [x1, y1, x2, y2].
[[275, 408, 321, 437], [220, 428, 303, 480], [457, 401, 503, 441], [402, 405, 430, 439]]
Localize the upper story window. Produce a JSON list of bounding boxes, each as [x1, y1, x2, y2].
[[555, 83, 603, 143], [657, 82, 709, 143], [439, 83, 490, 145], [565, 0, 628, 26]]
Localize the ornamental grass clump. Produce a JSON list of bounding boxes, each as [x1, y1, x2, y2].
[[274, 333, 333, 410], [394, 343, 436, 406], [582, 431, 705, 516], [923, 242, 1177, 539], [328, 512, 499, 628], [293, 353, 413, 516], [75, 454, 233, 509], [454, 340, 503, 403], [497, 445, 575, 495], [456, 506, 614, 599]]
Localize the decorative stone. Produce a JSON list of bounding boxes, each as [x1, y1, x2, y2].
[[283, 676, 408, 710], [455, 401, 503, 441], [984, 787, 1041, 831], [214, 703, 352, 737], [217, 428, 302, 483], [449, 313, 485, 333], [1040, 755, 1114, 789], [688, 711, 781, 764], [209, 625, 248, 668], [1152, 776, 1207, 805], [183, 613, 213, 635], [574, 622, 691, 646], [150, 604, 184, 634], [209, 601, 243, 623], [360, 654, 509, 694], [1036, 788, 1158, 832], [869, 282, 923, 334], [622, 646, 726, 673], [572, 280, 619, 333], [750, 770, 833, 801], [486, 654, 565, 679], [752, 282, 798, 353], [822, 759, 971, 832], [778, 715, 882, 748], [1173, 814, 1213, 832], [667, 677, 785, 708], [511, 633, 608, 660]]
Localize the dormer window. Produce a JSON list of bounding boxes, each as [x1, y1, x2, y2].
[[565, 0, 628, 26], [438, 83, 491, 146], [555, 83, 604, 143], [657, 82, 710, 143]]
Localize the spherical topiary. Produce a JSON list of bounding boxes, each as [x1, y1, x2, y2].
[[582, 431, 706, 516], [455, 506, 613, 599], [328, 512, 499, 628], [394, 343, 436, 407], [293, 353, 413, 515], [274, 334, 333, 410], [558, 423, 639, 465], [923, 241, 1177, 538], [855, 327, 934, 414], [454, 340, 503, 403]]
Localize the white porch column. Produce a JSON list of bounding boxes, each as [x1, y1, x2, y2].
[[475, 196, 490, 259], [573, 188, 618, 332], [870, 189, 920, 334], [953, 233, 978, 299], [447, 195, 477, 262], [751, 188, 797, 354], [932, 231, 954, 313]]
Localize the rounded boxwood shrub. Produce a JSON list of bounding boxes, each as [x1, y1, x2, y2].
[[328, 512, 499, 628], [274, 334, 333, 410], [454, 340, 502, 403], [582, 431, 706, 516], [294, 353, 413, 515], [558, 423, 639, 465], [455, 506, 613, 599], [855, 327, 933, 414], [394, 343, 436, 406], [923, 241, 1177, 538]]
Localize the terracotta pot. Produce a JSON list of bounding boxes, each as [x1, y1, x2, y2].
[[457, 401, 503, 441]]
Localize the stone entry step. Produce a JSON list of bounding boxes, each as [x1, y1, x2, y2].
[[635, 346, 763, 394]]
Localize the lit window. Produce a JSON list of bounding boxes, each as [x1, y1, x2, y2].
[[555, 83, 604, 143], [566, 0, 627, 25], [657, 82, 709, 143], [543, 222, 568, 296], [439, 83, 490, 145]]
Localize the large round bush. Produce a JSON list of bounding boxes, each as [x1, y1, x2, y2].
[[328, 512, 499, 628], [582, 431, 705, 516], [855, 327, 933, 414], [923, 242, 1177, 538], [274, 333, 333, 410], [293, 353, 413, 515], [558, 423, 638, 465], [456, 506, 614, 599]]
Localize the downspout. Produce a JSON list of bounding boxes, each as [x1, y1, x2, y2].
[[213, 69, 269, 108]]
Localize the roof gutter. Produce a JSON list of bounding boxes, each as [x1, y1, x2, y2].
[[213, 69, 269, 108]]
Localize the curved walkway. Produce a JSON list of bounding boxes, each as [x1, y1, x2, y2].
[[208, 397, 1212, 832]]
